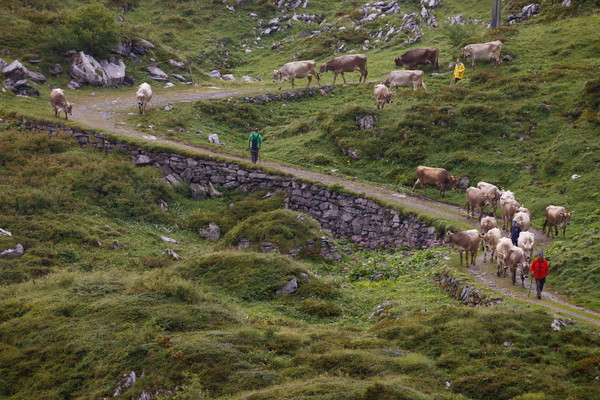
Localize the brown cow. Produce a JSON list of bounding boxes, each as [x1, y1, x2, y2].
[[374, 84, 394, 110], [320, 54, 368, 84], [477, 181, 502, 216], [479, 215, 497, 251], [273, 60, 321, 90], [482, 227, 502, 263], [383, 70, 427, 92], [461, 40, 503, 69], [466, 187, 489, 220], [505, 246, 528, 287], [50, 88, 73, 120], [502, 198, 521, 231], [394, 47, 440, 71], [543, 205, 573, 238], [412, 166, 459, 198], [444, 230, 480, 267], [495, 237, 513, 277]]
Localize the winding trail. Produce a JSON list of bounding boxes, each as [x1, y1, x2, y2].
[[68, 85, 600, 327]]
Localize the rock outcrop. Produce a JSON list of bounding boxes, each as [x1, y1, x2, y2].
[[68, 52, 126, 87]]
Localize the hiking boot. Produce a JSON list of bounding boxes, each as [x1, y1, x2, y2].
[[537, 295, 541, 300]]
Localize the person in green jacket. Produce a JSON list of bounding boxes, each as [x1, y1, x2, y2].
[[248, 127, 263, 164], [453, 58, 465, 84]]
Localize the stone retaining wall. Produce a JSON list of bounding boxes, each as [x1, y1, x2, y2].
[[12, 117, 443, 249], [436, 269, 503, 306]]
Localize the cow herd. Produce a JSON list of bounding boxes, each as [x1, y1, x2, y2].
[[415, 165, 574, 287]]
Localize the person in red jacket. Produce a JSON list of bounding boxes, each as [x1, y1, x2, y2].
[[530, 252, 549, 299]]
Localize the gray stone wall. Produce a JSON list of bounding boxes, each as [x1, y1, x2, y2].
[[12, 117, 442, 249], [436, 269, 503, 306]]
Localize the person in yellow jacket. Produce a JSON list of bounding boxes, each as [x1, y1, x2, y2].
[[453, 58, 465, 84]]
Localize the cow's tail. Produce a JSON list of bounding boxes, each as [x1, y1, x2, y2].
[[421, 78, 427, 92]]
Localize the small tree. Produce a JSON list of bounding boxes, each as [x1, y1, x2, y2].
[[67, 2, 120, 57]]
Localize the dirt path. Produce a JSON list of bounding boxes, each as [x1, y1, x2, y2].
[[69, 86, 600, 327]]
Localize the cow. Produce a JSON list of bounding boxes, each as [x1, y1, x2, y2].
[[444, 230, 481, 267], [461, 40, 503, 69], [383, 70, 427, 92], [273, 60, 320, 90], [482, 227, 502, 263], [518, 231, 535, 263], [320, 54, 368, 84], [477, 181, 502, 216], [412, 166, 459, 198], [495, 238, 513, 277], [50, 88, 73, 120], [513, 211, 531, 231], [136, 82, 152, 115], [480, 215, 498, 251], [516, 206, 531, 218], [502, 198, 521, 231], [505, 246, 528, 287], [394, 47, 440, 71], [465, 187, 489, 220], [543, 205, 574, 238], [499, 190, 515, 207], [374, 84, 395, 110]]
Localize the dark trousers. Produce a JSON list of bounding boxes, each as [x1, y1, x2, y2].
[[511, 237, 518, 246], [535, 277, 546, 298], [250, 149, 259, 164], [454, 78, 461, 83]]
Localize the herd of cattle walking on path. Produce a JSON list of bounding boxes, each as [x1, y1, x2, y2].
[[48, 39, 572, 289]]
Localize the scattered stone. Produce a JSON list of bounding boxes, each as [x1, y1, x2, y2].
[[133, 154, 151, 165], [357, 114, 376, 130], [163, 82, 175, 88], [3, 78, 39, 96], [339, 145, 360, 160], [561, 0, 571, 6], [457, 177, 470, 190], [0, 59, 7, 70], [320, 236, 342, 261], [0, 243, 24, 258], [164, 248, 181, 260], [508, 4, 540, 24], [208, 182, 222, 198], [237, 238, 251, 249], [189, 183, 207, 199], [164, 103, 174, 111], [67, 80, 82, 90], [540, 103, 552, 111], [421, 0, 440, 7], [0, 228, 12, 237], [159, 199, 169, 213], [170, 74, 187, 82], [571, 174, 581, 180], [112, 241, 120, 249], [420, 5, 438, 27], [168, 59, 186, 69], [276, 277, 298, 294], [208, 70, 221, 79], [3, 60, 28, 81], [369, 301, 391, 318], [147, 65, 168, 79], [502, 54, 513, 63], [160, 236, 178, 244], [27, 71, 46, 84], [503, 341, 514, 347], [208, 133, 224, 145], [222, 74, 236, 81], [448, 14, 466, 25]]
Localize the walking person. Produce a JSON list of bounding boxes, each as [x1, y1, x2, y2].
[[530, 252, 549, 300], [248, 127, 263, 164], [453, 58, 465, 84], [509, 220, 521, 246]]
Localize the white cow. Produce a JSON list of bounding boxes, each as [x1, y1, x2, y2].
[[518, 231, 535, 262], [383, 70, 427, 92], [462, 40, 503, 69], [477, 181, 502, 216], [50, 88, 73, 120], [495, 237, 513, 277], [374, 84, 395, 110], [482, 227, 502, 263], [136, 82, 152, 115], [514, 211, 531, 231], [273, 60, 320, 90], [499, 190, 515, 207]]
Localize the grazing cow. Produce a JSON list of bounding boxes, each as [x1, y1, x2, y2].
[[477, 181, 502, 216], [518, 231, 535, 262], [136, 82, 152, 115], [513, 211, 531, 231], [502, 198, 521, 231], [374, 84, 395, 110], [465, 187, 489, 220], [394, 47, 440, 71], [461, 40, 503, 69], [495, 238, 513, 277], [444, 230, 481, 267], [482, 227, 502, 263], [505, 246, 528, 287], [383, 70, 427, 92], [543, 205, 574, 238], [320, 54, 368, 84], [412, 166, 459, 198], [273, 60, 320, 90], [50, 88, 73, 120]]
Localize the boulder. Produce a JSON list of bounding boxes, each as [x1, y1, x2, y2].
[[147, 65, 168, 78], [3, 78, 39, 96], [169, 59, 186, 69], [3, 60, 28, 81], [208, 70, 221, 79], [357, 114, 376, 130], [27, 70, 46, 83], [67, 80, 82, 90], [133, 154, 151, 165], [508, 4, 540, 23], [0, 228, 12, 236], [189, 183, 208, 199], [208, 182, 222, 198], [170, 74, 187, 82], [276, 277, 298, 294], [0, 243, 24, 258], [48, 63, 63, 76], [198, 223, 220, 241], [68, 52, 126, 87], [421, 0, 440, 7], [137, 37, 155, 50], [222, 74, 236, 81], [241, 75, 254, 83], [0, 59, 7, 70], [208, 133, 224, 145]]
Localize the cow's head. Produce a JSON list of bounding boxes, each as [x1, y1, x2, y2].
[[386, 91, 395, 104], [561, 211, 574, 226], [449, 175, 461, 189], [273, 70, 282, 82], [443, 231, 454, 246], [394, 56, 404, 67], [66, 102, 73, 115], [461, 46, 472, 58], [319, 63, 328, 74]]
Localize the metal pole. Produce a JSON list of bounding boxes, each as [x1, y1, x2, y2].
[[491, 0, 501, 29]]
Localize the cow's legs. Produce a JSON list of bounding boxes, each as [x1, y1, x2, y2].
[[332, 73, 338, 84], [315, 73, 321, 86], [412, 179, 421, 193], [291, 78, 295, 89], [341, 72, 347, 84]]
